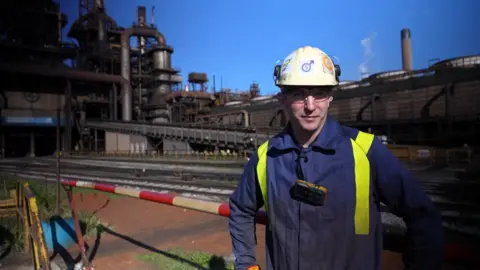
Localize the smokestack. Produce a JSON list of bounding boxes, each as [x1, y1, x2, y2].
[[137, 6, 146, 53], [137, 6, 146, 27], [151, 6, 155, 26], [401, 28, 412, 70]]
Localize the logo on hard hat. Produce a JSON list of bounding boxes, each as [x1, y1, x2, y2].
[[322, 54, 334, 75], [301, 60, 315, 72]]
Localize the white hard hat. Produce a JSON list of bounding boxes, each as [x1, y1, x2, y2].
[[274, 46, 339, 87]]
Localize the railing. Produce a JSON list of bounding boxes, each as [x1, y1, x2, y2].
[[69, 150, 249, 160], [0, 181, 92, 270], [67, 144, 464, 166], [386, 144, 447, 167], [1, 183, 50, 269], [446, 147, 474, 170]]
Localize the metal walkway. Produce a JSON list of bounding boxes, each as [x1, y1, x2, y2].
[[86, 120, 273, 150]]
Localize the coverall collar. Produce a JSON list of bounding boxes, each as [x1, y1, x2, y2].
[[269, 115, 341, 152]]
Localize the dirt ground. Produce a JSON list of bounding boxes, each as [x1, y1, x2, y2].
[[47, 193, 467, 269]]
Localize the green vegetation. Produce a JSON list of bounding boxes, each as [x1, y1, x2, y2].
[[136, 247, 234, 270], [0, 173, 114, 252]]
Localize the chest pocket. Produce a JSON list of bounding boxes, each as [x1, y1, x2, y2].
[[256, 131, 375, 235]]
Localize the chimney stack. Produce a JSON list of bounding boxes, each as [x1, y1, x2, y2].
[[137, 6, 146, 27], [401, 28, 412, 70]]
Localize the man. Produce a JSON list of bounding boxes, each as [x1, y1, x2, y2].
[[228, 46, 444, 270]]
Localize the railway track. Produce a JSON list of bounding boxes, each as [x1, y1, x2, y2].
[[1, 168, 236, 202], [1, 157, 244, 180], [59, 155, 248, 166], [1, 157, 479, 237]]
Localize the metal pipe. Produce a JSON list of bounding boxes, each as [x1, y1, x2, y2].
[[120, 27, 166, 121], [109, 89, 114, 120], [0, 62, 126, 84], [112, 83, 118, 121], [64, 80, 72, 155], [55, 109, 61, 215], [94, 129, 98, 151], [30, 133, 35, 157]]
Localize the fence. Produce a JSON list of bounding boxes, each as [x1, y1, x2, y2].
[[69, 150, 249, 160], [0, 181, 92, 270], [68, 144, 472, 168], [0, 182, 50, 269]]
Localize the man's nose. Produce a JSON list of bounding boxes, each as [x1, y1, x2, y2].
[[304, 96, 316, 111]]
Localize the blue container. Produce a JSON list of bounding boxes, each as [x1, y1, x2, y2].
[[41, 217, 78, 252]]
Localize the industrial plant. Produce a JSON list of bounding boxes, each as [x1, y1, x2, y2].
[[1, 3, 479, 269], [1, 0, 479, 157]]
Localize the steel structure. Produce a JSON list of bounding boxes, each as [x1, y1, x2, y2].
[[0, 1, 479, 157], [83, 29, 480, 154], [0, 1, 183, 157]]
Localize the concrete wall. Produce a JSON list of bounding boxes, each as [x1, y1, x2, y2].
[[163, 139, 191, 152], [3, 91, 65, 117], [105, 132, 154, 153]]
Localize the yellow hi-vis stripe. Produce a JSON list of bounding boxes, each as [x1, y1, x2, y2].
[[351, 131, 375, 235], [256, 141, 269, 217], [255, 131, 375, 235]]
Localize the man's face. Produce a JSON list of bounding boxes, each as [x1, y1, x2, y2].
[[279, 87, 333, 132]]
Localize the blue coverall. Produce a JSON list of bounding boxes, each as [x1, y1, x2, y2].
[[229, 116, 444, 270]]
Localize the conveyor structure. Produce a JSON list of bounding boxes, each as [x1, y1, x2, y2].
[[85, 120, 272, 151]]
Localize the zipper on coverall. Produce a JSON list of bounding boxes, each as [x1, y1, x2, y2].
[[296, 148, 308, 270]]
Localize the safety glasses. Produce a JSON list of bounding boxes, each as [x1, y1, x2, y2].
[[281, 87, 333, 104]]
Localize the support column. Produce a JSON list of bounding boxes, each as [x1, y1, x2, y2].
[[64, 80, 72, 155], [109, 89, 114, 120], [94, 129, 98, 152], [113, 83, 118, 121], [0, 108, 3, 157], [30, 132, 35, 157], [1, 133, 5, 158]]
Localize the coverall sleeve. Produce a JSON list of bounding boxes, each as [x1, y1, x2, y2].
[[368, 137, 445, 270], [229, 152, 264, 269]]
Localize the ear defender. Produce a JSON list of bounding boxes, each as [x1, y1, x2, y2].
[[334, 64, 341, 83]]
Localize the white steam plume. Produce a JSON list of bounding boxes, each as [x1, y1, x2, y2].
[[358, 32, 377, 79]]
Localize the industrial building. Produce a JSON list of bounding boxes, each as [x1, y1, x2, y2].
[[1, 1, 479, 158]]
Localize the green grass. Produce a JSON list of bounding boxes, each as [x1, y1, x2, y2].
[[136, 247, 234, 270]]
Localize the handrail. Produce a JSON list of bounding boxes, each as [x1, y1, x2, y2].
[[15, 182, 51, 270]]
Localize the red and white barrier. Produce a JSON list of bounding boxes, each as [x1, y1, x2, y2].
[[60, 179, 268, 225], [61, 178, 479, 267]]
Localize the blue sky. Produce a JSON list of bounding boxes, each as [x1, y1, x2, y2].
[[59, 0, 479, 95]]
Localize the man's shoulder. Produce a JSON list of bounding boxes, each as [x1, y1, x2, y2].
[[339, 125, 361, 140], [262, 129, 289, 145]]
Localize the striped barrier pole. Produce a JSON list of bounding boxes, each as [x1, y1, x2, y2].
[[60, 178, 479, 267], [60, 179, 268, 225]]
